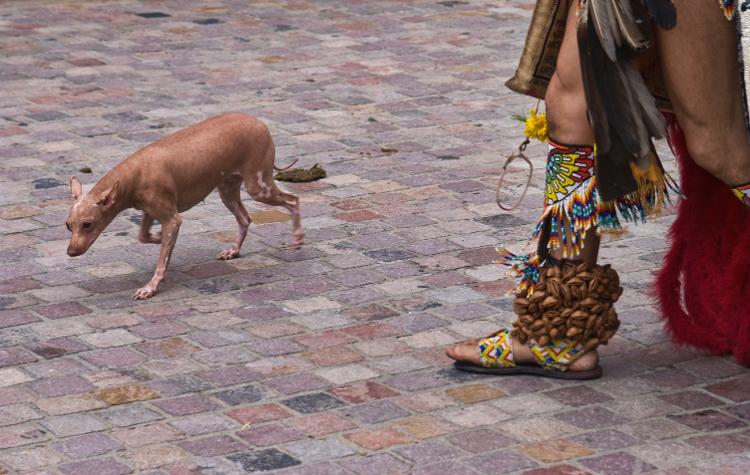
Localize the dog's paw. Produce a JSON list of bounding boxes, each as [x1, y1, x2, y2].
[[291, 234, 304, 250], [132, 286, 156, 299], [217, 248, 240, 260]]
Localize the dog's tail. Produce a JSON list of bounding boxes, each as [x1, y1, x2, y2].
[[273, 158, 300, 172]]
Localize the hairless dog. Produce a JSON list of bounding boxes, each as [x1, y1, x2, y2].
[[66, 113, 303, 299]]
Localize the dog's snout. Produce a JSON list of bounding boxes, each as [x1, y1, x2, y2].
[[67, 247, 82, 257]]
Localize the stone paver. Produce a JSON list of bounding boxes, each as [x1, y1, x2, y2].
[[0, 0, 745, 473]]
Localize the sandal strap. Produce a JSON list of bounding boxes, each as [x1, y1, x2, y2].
[[479, 328, 515, 368], [529, 338, 585, 372]]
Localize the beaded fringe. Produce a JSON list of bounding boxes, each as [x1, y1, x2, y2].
[[499, 158, 674, 297]]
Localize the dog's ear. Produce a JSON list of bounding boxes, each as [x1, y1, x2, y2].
[[96, 180, 119, 209], [70, 176, 83, 201]]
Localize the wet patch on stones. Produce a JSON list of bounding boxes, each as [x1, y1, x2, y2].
[[274, 24, 296, 32], [135, 12, 171, 18], [364, 249, 417, 262], [29, 345, 68, 359], [228, 449, 300, 472], [32, 178, 64, 189], [194, 18, 223, 25], [0, 296, 17, 310], [213, 385, 264, 406]]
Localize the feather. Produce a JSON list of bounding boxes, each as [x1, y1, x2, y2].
[[585, 19, 642, 156], [578, 11, 662, 199], [578, 20, 611, 153], [612, 0, 651, 51], [584, 33, 638, 199], [595, 133, 639, 201], [623, 65, 666, 139], [589, 0, 618, 61], [644, 0, 677, 30]]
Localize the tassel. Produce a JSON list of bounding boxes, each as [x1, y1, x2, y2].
[[496, 248, 543, 297], [532, 174, 599, 259], [531, 161, 672, 256], [499, 136, 676, 297], [720, 0, 737, 21]]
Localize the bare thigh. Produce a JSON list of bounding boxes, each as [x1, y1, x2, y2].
[[545, 0, 594, 144], [656, 0, 750, 184]]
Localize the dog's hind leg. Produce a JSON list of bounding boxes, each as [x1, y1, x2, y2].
[[245, 169, 303, 249], [138, 213, 161, 244], [217, 174, 252, 260]]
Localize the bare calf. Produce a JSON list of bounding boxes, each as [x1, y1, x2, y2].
[[65, 113, 304, 299]]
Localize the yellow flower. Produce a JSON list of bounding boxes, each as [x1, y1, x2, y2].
[[523, 108, 548, 143]]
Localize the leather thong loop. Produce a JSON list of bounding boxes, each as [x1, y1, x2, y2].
[[496, 138, 533, 211]]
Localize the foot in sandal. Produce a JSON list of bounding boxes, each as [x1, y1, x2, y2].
[[445, 327, 601, 380]]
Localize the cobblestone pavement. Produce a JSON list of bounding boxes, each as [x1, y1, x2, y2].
[[0, 0, 748, 473]]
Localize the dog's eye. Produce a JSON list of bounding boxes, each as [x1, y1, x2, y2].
[[82, 222, 92, 229], [65, 222, 71, 231]]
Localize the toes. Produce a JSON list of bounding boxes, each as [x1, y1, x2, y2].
[[132, 288, 155, 300], [291, 233, 304, 249], [216, 249, 239, 260], [445, 342, 479, 363]]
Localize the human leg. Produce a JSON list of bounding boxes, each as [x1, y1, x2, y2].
[[447, 1, 604, 375], [656, 0, 750, 191]]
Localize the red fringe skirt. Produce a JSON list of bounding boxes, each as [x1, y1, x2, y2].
[[656, 114, 750, 366]]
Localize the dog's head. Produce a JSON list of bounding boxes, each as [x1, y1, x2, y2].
[[66, 176, 119, 257]]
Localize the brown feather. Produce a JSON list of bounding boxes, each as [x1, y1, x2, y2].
[[612, 0, 651, 50], [589, 0, 618, 61]]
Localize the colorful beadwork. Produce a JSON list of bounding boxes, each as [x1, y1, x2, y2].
[[477, 327, 585, 372], [533, 141, 599, 258], [535, 141, 672, 257], [478, 329, 515, 368], [498, 139, 673, 297], [722, 0, 737, 20], [529, 338, 584, 372], [496, 248, 541, 296], [731, 182, 750, 205], [544, 141, 594, 204]]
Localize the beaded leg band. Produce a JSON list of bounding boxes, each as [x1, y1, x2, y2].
[[532, 139, 669, 258], [536, 140, 597, 258], [499, 138, 671, 296]]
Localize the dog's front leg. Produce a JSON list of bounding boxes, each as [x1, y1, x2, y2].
[[133, 213, 182, 300]]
